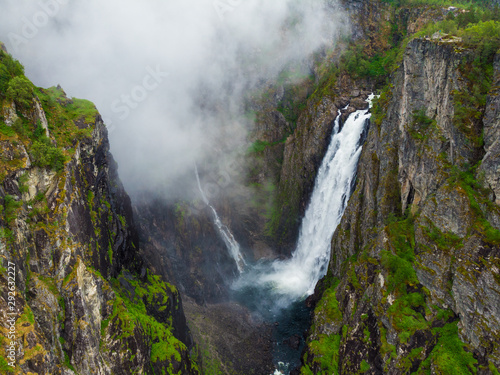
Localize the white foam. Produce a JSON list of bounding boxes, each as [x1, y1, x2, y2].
[[236, 95, 374, 305]]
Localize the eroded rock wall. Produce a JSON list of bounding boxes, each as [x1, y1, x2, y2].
[[0, 52, 198, 374], [303, 37, 500, 374]]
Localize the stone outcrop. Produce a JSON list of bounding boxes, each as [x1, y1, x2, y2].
[[133, 195, 238, 304], [302, 36, 500, 374], [0, 49, 198, 374]]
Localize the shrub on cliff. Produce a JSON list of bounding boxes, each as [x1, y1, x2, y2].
[[0, 49, 24, 95], [6, 76, 34, 110], [30, 138, 67, 172]]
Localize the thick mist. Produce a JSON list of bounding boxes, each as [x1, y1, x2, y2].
[[0, 0, 348, 198]]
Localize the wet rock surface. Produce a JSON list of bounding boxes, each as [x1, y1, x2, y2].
[[184, 298, 274, 375], [302, 36, 500, 374], [0, 72, 198, 373]]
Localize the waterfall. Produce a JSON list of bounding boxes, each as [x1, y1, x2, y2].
[[195, 165, 246, 273], [195, 96, 374, 375], [234, 95, 374, 307]]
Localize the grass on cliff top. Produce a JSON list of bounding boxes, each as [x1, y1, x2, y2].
[[0, 48, 100, 181], [0, 48, 24, 97], [36, 86, 97, 147]]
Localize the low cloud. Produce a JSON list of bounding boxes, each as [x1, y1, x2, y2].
[[0, 0, 349, 198]]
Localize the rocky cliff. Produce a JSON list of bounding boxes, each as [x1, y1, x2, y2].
[[302, 22, 500, 375], [134, 193, 244, 304], [0, 48, 198, 374]]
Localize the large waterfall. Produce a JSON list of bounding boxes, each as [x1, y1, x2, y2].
[[197, 96, 374, 374], [234, 95, 374, 309]]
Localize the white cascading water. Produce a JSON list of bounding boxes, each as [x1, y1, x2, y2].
[[196, 96, 374, 375], [234, 95, 375, 308], [195, 165, 247, 273]]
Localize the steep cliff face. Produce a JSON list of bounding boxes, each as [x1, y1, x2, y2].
[[133, 195, 238, 304], [302, 35, 500, 374], [0, 49, 197, 374]]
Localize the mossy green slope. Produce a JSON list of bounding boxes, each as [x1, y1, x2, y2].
[[0, 47, 198, 374], [300, 1, 500, 374]]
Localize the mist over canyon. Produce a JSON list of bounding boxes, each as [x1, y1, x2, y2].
[[0, 0, 347, 197], [0, 0, 499, 374]]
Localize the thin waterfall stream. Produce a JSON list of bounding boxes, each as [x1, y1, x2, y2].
[[195, 164, 247, 273], [196, 95, 374, 374]]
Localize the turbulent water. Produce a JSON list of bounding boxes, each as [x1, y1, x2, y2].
[[195, 165, 247, 273], [235, 95, 374, 303], [236, 96, 373, 373], [197, 96, 373, 373]]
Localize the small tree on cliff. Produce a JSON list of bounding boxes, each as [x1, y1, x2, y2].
[[6, 76, 34, 110]]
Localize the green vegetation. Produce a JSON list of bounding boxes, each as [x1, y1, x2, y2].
[[380, 214, 432, 344], [343, 44, 402, 81], [303, 278, 342, 375], [0, 120, 16, 137], [18, 172, 29, 194], [360, 360, 370, 373], [248, 181, 277, 225], [108, 242, 113, 265], [36, 86, 97, 148], [304, 205, 478, 372], [454, 23, 497, 147], [490, 361, 500, 375], [66, 98, 98, 124], [379, 213, 478, 371], [0, 194, 21, 245], [381, 213, 417, 294], [306, 334, 341, 375], [449, 164, 500, 244], [247, 140, 272, 154], [275, 68, 312, 131], [246, 137, 287, 155], [191, 336, 224, 375], [277, 100, 307, 130], [0, 49, 100, 182], [6, 76, 34, 110], [30, 138, 67, 172], [387, 293, 428, 343], [408, 110, 437, 140], [100, 270, 193, 374], [420, 321, 478, 374], [0, 48, 24, 96], [63, 351, 77, 372], [411, 16, 500, 147], [299, 2, 500, 374], [371, 84, 393, 128], [0, 356, 15, 373], [317, 281, 342, 322], [421, 220, 463, 252], [2, 194, 22, 226]]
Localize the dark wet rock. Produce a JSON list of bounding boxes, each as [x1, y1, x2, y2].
[[184, 299, 274, 375], [303, 36, 500, 374]]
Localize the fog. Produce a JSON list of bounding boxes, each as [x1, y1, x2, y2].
[[0, 0, 348, 198]]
